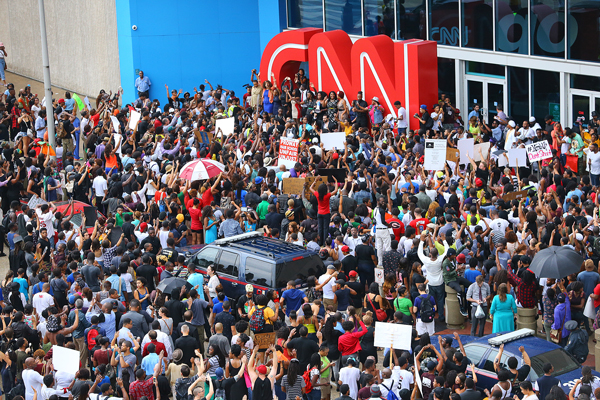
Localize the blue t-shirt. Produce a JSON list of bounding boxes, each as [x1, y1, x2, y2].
[[334, 288, 351, 311], [14, 277, 29, 301], [464, 269, 482, 283], [577, 270, 600, 297], [414, 294, 436, 319], [281, 288, 305, 316], [7, 232, 15, 252]]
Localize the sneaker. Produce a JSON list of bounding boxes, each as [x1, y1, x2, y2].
[[460, 309, 468, 317]]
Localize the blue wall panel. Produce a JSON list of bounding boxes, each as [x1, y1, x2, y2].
[[116, 0, 283, 105]]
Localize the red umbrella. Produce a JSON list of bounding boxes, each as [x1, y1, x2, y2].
[[179, 158, 225, 181]]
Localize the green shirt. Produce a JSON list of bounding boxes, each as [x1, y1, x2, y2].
[[177, 192, 187, 214], [257, 200, 269, 220], [394, 297, 413, 316], [320, 355, 331, 378], [115, 212, 132, 227], [442, 244, 467, 283]]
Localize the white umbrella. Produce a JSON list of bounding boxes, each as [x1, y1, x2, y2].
[[179, 159, 225, 181]]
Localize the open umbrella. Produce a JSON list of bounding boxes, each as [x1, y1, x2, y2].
[[529, 246, 584, 279], [179, 159, 225, 181], [156, 277, 192, 295]]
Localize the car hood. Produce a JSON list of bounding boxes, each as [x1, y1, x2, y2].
[[557, 368, 600, 392]]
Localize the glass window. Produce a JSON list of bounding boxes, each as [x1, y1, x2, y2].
[[194, 247, 220, 269], [464, 345, 489, 366], [466, 62, 505, 78], [532, 69, 560, 126], [462, 0, 493, 50], [275, 255, 325, 288], [438, 58, 456, 106], [325, 0, 362, 36], [245, 257, 273, 287], [429, 0, 459, 46], [483, 349, 510, 373], [530, 349, 579, 381], [216, 251, 240, 277], [496, 0, 528, 54], [571, 74, 600, 92], [531, 0, 565, 58], [288, 0, 323, 29], [568, 1, 600, 62], [509, 67, 530, 125], [363, 0, 395, 37], [397, 0, 426, 40]]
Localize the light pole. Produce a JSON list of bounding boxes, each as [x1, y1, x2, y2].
[[38, 0, 55, 157]]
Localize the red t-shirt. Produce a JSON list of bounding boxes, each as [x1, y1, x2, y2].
[[202, 189, 214, 208], [409, 217, 430, 233], [314, 192, 332, 215], [154, 191, 167, 204], [189, 207, 202, 230], [386, 217, 405, 241], [593, 284, 600, 308]]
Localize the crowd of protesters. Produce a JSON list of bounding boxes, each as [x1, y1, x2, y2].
[[0, 61, 597, 400]]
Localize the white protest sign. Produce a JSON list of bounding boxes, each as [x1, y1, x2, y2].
[[215, 117, 235, 137], [424, 140, 447, 171], [52, 345, 80, 375], [497, 151, 509, 167], [84, 96, 92, 111], [415, 355, 423, 396], [128, 110, 141, 130], [457, 138, 474, 164], [110, 116, 120, 134], [279, 138, 299, 169], [526, 140, 552, 163], [373, 321, 413, 350], [473, 142, 491, 162], [375, 267, 385, 285], [320, 132, 345, 150], [508, 148, 527, 168]]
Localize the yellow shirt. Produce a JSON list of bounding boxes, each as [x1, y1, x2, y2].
[[249, 305, 275, 325]]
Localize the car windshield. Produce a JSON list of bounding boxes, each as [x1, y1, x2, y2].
[[529, 349, 579, 380], [275, 255, 325, 288]]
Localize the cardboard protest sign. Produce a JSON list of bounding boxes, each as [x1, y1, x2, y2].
[[279, 138, 299, 169], [458, 138, 474, 164], [282, 178, 306, 195], [526, 140, 552, 163], [53, 345, 80, 375], [129, 110, 141, 130], [424, 140, 446, 170], [194, 129, 213, 144], [508, 148, 527, 168], [503, 190, 528, 202], [373, 322, 412, 350], [320, 132, 345, 150], [254, 332, 277, 349], [473, 142, 491, 162], [215, 117, 235, 137], [446, 148, 460, 163]]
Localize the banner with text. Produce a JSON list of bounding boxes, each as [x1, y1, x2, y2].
[[279, 138, 299, 169]]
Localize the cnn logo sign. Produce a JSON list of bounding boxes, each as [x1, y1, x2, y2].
[[260, 28, 439, 131]]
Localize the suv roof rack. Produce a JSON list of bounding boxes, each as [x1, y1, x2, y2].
[[213, 231, 262, 246]]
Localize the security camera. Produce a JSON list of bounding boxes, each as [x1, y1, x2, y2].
[[132, 25, 138, 31]]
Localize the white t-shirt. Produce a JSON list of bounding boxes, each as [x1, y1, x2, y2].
[[32, 292, 54, 319], [431, 111, 441, 130], [23, 369, 44, 400], [92, 176, 108, 197], [158, 229, 170, 249], [339, 366, 361, 399], [392, 367, 415, 390], [490, 218, 509, 238], [36, 209, 55, 237], [589, 151, 600, 175], [319, 273, 336, 300], [396, 107, 408, 128]]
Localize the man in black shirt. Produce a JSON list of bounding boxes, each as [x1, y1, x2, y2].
[[265, 205, 284, 233], [135, 254, 159, 292], [353, 92, 369, 128], [121, 214, 135, 242], [141, 228, 161, 255], [288, 326, 319, 372], [174, 324, 198, 367], [237, 285, 256, 321], [37, 227, 52, 264], [165, 288, 186, 327]]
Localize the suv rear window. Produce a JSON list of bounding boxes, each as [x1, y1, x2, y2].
[[276, 255, 325, 288], [246, 257, 273, 287], [529, 349, 579, 380]]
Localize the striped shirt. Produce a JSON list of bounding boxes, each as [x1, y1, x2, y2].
[[282, 375, 305, 400]]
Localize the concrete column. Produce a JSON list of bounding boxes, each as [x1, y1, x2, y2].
[[516, 307, 537, 331], [595, 330, 600, 372], [445, 284, 465, 329]]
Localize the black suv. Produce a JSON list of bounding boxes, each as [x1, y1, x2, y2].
[[186, 232, 325, 300]]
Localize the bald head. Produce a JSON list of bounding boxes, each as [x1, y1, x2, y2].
[[382, 368, 392, 379], [43, 283, 50, 292], [215, 323, 223, 333], [25, 357, 36, 369]]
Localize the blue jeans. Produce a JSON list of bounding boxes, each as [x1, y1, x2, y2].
[[274, 383, 286, 400], [308, 389, 322, 400], [428, 283, 446, 319], [592, 174, 600, 187]]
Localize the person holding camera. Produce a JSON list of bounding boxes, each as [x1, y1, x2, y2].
[[414, 104, 433, 135]]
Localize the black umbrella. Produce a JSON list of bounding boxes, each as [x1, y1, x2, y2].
[[156, 277, 192, 295], [529, 246, 584, 279]]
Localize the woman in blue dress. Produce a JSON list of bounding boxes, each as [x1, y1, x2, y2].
[[202, 205, 218, 244], [490, 283, 518, 333], [260, 74, 275, 114]]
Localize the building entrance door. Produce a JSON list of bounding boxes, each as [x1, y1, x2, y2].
[[569, 89, 600, 128], [465, 76, 507, 126]]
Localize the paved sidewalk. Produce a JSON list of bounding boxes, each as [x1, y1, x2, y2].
[[4, 70, 81, 99]]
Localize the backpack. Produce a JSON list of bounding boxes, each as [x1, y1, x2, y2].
[[381, 380, 398, 400], [2, 210, 13, 232], [303, 367, 317, 393], [86, 327, 100, 351], [214, 378, 227, 400], [419, 294, 435, 323], [56, 120, 68, 139], [249, 306, 266, 333]]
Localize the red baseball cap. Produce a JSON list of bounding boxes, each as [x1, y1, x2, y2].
[[341, 245, 350, 253], [58, 98, 65, 104], [349, 270, 358, 277], [456, 254, 466, 263]]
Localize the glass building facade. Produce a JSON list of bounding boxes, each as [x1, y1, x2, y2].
[[286, 0, 600, 126]]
